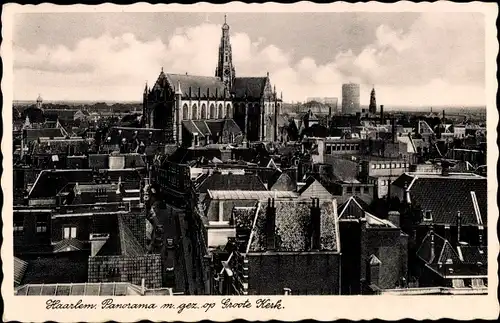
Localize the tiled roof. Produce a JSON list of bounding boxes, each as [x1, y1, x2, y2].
[[24, 128, 65, 143], [205, 199, 258, 223], [232, 77, 268, 99], [32, 138, 93, 155], [193, 120, 212, 135], [167, 73, 228, 99], [395, 174, 487, 226], [105, 127, 166, 145], [198, 173, 267, 193], [232, 206, 258, 228], [53, 239, 87, 253], [208, 190, 298, 200], [118, 215, 145, 257], [183, 120, 206, 137], [14, 257, 28, 286], [204, 119, 242, 136], [458, 245, 487, 264], [21, 253, 89, 285], [269, 171, 296, 191], [248, 199, 339, 252], [329, 158, 358, 183], [298, 177, 333, 200]]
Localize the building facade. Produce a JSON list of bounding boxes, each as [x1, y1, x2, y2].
[[143, 17, 283, 144]]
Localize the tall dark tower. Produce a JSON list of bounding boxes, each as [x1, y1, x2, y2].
[[369, 86, 377, 114], [215, 15, 236, 90]]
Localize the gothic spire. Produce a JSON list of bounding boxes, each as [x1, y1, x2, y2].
[[215, 15, 235, 90]]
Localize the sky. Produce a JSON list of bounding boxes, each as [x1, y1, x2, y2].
[[12, 12, 486, 106]]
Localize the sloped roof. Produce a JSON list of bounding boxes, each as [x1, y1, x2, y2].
[[14, 257, 28, 286], [459, 245, 487, 264], [248, 199, 339, 252], [118, 215, 145, 256], [21, 253, 89, 285], [232, 77, 267, 99], [165, 73, 228, 99], [53, 239, 87, 253], [24, 128, 66, 143], [182, 120, 206, 137], [329, 158, 358, 183], [232, 205, 258, 229], [197, 173, 266, 193], [298, 176, 333, 200], [268, 171, 296, 191], [393, 173, 487, 226]]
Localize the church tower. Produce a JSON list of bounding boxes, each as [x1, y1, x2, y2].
[[369, 86, 377, 114], [215, 15, 236, 90]]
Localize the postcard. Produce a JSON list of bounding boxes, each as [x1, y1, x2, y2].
[[2, 2, 499, 321]]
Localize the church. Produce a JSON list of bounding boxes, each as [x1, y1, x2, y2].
[[142, 16, 283, 146]]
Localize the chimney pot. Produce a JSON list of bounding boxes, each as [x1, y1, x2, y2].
[[266, 199, 276, 250], [310, 198, 321, 250]]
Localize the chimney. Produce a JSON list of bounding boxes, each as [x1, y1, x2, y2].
[[116, 176, 123, 194], [141, 278, 146, 295], [478, 227, 484, 246], [444, 225, 452, 242], [430, 230, 436, 262], [310, 198, 321, 250], [380, 105, 384, 125], [266, 198, 276, 250], [90, 233, 109, 257], [441, 164, 450, 176], [457, 211, 462, 243], [74, 182, 81, 195], [388, 211, 400, 228], [391, 118, 396, 143]]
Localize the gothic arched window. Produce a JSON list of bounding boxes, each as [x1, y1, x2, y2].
[[209, 104, 215, 119], [192, 104, 198, 120], [226, 104, 231, 118], [182, 104, 189, 120], [218, 104, 223, 119], [201, 104, 207, 119]]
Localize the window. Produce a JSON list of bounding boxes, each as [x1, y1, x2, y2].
[[36, 215, 48, 233], [346, 187, 353, 193], [381, 164, 386, 169], [355, 187, 361, 193], [423, 210, 433, 221], [63, 226, 77, 239], [376, 164, 381, 169], [392, 163, 396, 168], [14, 215, 24, 233], [194, 134, 199, 147], [396, 163, 401, 168], [371, 164, 376, 169]]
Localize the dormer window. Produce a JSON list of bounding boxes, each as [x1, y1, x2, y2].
[[423, 210, 433, 221]]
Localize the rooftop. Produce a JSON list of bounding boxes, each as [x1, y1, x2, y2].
[[208, 190, 299, 200]]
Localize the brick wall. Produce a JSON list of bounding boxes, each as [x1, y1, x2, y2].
[[247, 252, 340, 295], [88, 254, 162, 288]]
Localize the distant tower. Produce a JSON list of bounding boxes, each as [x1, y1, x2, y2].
[[36, 94, 43, 110], [215, 14, 236, 90], [341, 83, 360, 115], [369, 86, 377, 114]]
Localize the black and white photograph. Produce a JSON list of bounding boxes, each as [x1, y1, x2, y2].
[[2, 2, 498, 321]]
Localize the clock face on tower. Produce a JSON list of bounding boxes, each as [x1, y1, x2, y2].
[[224, 69, 231, 76]]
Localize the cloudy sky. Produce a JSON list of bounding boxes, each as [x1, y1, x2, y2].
[[12, 11, 485, 106]]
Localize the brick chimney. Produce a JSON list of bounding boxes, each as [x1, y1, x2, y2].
[[266, 198, 276, 251], [388, 211, 400, 228], [310, 198, 321, 250]]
